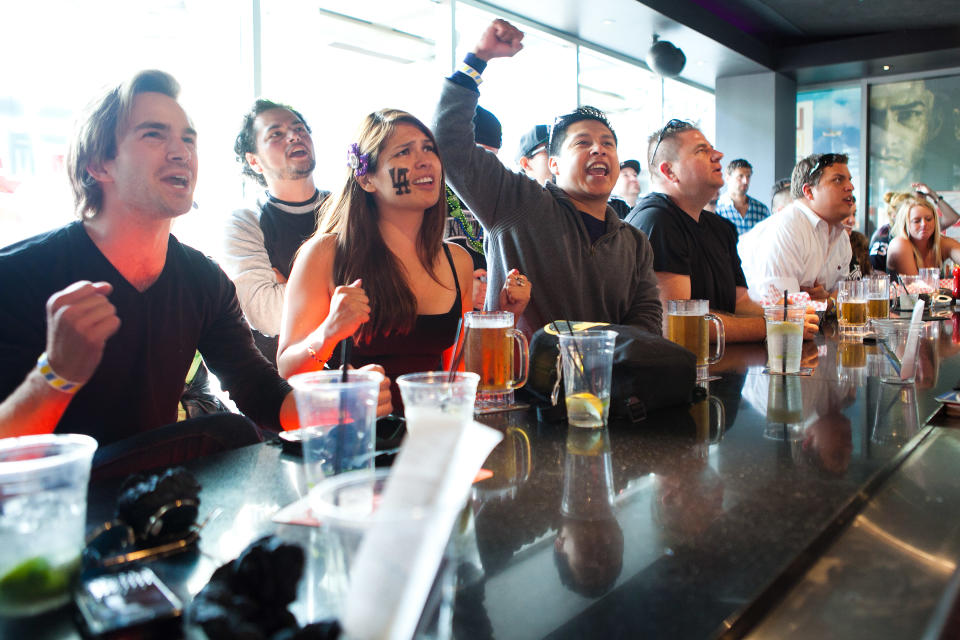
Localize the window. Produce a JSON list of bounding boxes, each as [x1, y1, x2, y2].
[[454, 3, 577, 167]]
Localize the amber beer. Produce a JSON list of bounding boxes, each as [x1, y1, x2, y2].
[[464, 326, 512, 392], [840, 300, 867, 326], [667, 314, 708, 363], [463, 311, 529, 408], [867, 296, 890, 320], [666, 299, 725, 381]]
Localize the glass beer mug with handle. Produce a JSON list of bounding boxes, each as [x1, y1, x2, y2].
[[666, 299, 724, 380], [463, 311, 529, 410]]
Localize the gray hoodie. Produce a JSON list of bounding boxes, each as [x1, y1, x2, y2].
[[432, 80, 662, 336]]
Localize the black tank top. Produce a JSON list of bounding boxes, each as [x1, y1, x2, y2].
[[329, 244, 462, 408]]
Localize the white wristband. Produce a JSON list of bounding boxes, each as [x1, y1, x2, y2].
[[458, 63, 483, 86], [36, 352, 84, 394]]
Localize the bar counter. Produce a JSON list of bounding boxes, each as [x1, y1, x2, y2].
[[6, 316, 960, 639]]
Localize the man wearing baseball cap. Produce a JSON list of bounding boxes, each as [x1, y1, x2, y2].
[[515, 124, 551, 185], [610, 159, 641, 218]]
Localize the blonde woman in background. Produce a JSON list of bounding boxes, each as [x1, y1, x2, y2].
[[886, 194, 960, 275]]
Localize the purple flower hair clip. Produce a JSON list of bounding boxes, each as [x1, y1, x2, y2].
[[347, 143, 370, 178]]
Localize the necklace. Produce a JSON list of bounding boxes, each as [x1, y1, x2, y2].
[[446, 187, 484, 254]]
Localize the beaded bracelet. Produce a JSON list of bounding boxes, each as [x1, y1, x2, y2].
[[36, 352, 83, 394], [458, 63, 483, 86], [306, 345, 328, 367]]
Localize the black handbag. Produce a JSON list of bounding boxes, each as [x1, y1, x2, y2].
[[526, 321, 698, 424]]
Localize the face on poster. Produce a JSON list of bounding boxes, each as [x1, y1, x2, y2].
[[869, 75, 960, 224]]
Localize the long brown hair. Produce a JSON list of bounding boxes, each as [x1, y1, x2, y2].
[[317, 109, 448, 343]]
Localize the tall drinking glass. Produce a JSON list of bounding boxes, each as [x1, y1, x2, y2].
[[558, 330, 617, 429], [289, 370, 382, 489], [666, 299, 724, 380], [866, 273, 890, 321]]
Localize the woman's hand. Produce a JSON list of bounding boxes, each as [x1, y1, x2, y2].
[[356, 363, 393, 417], [324, 279, 370, 344], [472, 269, 487, 311], [499, 268, 531, 317]]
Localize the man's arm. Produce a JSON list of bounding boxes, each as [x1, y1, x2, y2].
[[658, 274, 766, 343], [220, 207, 285, 337], [0, 281, 120, 438], [432, 20, 541, 232]]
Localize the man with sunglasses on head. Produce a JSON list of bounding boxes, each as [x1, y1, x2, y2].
[[626, 121, 803, 342], [432, 19, 662, 337], [738, 153, 854, 303]]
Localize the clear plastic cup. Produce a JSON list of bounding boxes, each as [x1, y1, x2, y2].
[[397, 372, 479, 434], [873, 319, 925, 384], [763, 305, 805, 374], [0, 433, 97, 617], [289, 370, 383, 488]]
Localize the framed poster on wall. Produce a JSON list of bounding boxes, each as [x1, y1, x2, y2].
[[869, 75, 960, 232]]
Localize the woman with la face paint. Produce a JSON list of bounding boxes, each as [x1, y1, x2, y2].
[[276, 109, 530, 409]]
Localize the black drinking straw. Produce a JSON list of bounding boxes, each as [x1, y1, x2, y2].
[[447, 317, 465, 383], [552, 320, 586, 389], [335, 338, 351, 474]]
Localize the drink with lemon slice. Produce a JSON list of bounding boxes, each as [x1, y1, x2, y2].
[[565, 392, 610, 428], [558, 330, 617, 429]]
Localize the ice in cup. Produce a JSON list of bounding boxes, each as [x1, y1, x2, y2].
[[397, 371, 479, 432], [666, 299, 724, 380], [463, 311, 529, 409], [837, 279, 868, 333], [0, 433, 97, 617], [866, 273, 891, 320], [558, 330, 617, 428], [763, 305, 805, 374], [289, 370, 383, 487]]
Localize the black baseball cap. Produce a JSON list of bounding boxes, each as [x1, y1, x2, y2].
[[620, 159, 640, 174], [473, 106, 502, 150], [515, 124, 550, 164]]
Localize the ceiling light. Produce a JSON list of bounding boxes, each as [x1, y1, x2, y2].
[[882, 65, 891, 71], [602, 19, 615, 25]]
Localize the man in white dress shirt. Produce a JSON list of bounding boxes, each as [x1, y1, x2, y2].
[[738, 153, 854, 301]]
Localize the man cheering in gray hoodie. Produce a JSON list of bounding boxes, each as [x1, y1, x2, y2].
[[432, 18, 662, 337]]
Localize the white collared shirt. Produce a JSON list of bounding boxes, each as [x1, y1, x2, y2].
[[738, 201, 852, 297]]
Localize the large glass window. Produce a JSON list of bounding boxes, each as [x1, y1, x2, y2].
[[454, 3, 577, 169], [260, 0, 445, 200], [0, 1, 715, 249], [577, 49, 663, 192], [0, 0, 248, 252]]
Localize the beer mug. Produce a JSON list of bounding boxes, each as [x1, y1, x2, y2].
[[464, 311, 529, 409], [666, 299, 724, 380], [837, 279, 868, 334]]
